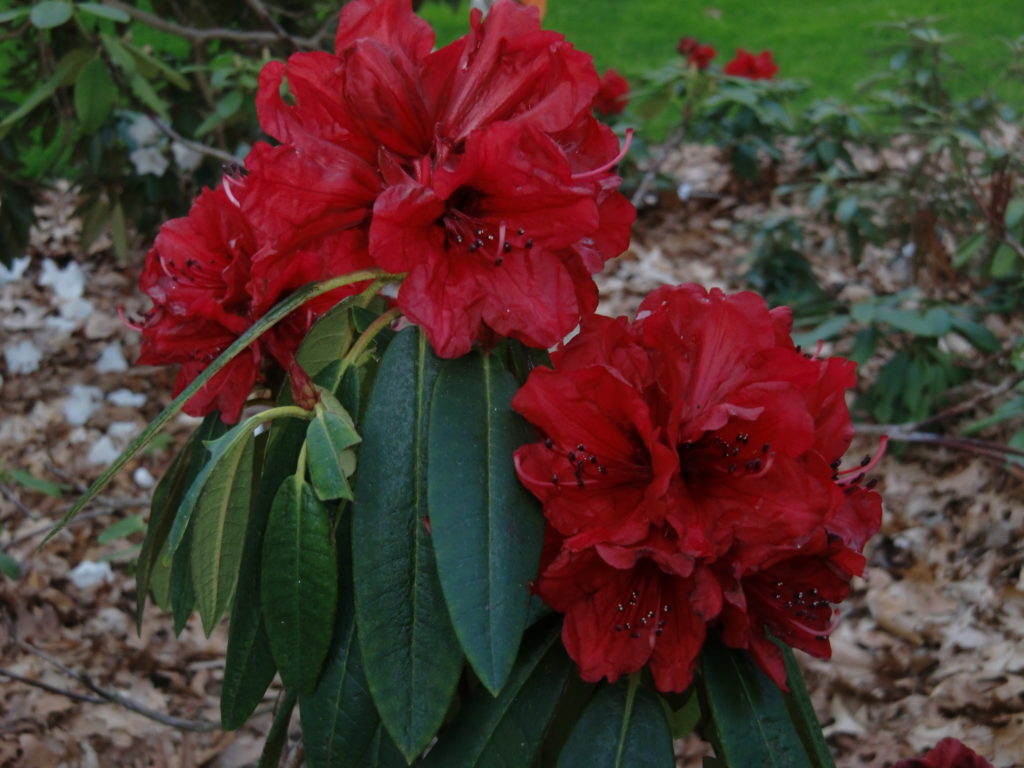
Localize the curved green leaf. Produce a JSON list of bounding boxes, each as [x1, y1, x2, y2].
[[29, 0, 71, 29], [353, 327, 461, 761], [258, 691, 297, 768], [421, 619, 571, 768], [776, 641, 836, 768], [697, 636, 813, 768], [0, 47, 93, 134], [557, 678, 674, 768], [261, 474, 337, 693], [222, 418, 308, 730], [74, 57, 116, 134], [170, 519, 195, 636], [77, 2, 130, 22], [191, 434, 255, 635], [297, 298, 356, 378], [300, 520, 379, 768], [306, 396, 360, 502], [428, 351, 544, 693]]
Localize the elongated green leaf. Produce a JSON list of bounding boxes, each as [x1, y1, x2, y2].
[[421, 619, 571, 768], [259, 691, 297, 768], [297, 299, 356, 378], [776, 642, 836, 768], [557, 679, 674, 768], [698, 636, 813, 768], [120, 39, 190, 90], [30, 0, 71, 28], [428, 351, 544, 693], [191, 435, 255, 635], [170, 520, 195, 635], [74, 57, 116, 134], [261, 474, 337, 693], [77, 2, 129, 22], [222, 418, 307, 730], [0, 47, 93, 133], [135, 417, 221, 628], [300, 520, 379, 768], [353, 327, 461, 761]]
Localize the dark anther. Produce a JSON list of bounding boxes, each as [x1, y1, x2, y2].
[[866, 477, 879, 490], [598, 465, 607, 474], [517, 228, 525, 235], [589, 455, 597, 463], [568, 451, 576, 462], [860, 454, 871, 466], [486, 234, 495, 241], [630, 631, 640, 638], [544, 438, 553, 449], [468, 242, 480, 252], [843, 487, 856, 496], [577, 444, 585, 452], [475, 228, 485, 236], [615, 625, 622, 631], [494, 258, 503, 266], [455, 234, 463, 243], [727, 464, 736, 473], [551, 475, 559, 485], [576, 477, 584, 489], [831, 458, 842, 470], [503, 241, 512, 252], [762, 443, 771, 453], [524, 238, 533, 248]]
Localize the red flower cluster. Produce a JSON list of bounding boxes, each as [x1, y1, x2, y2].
[[136, 176, 370, 423], [137, 0, 634, 417], [250, 0, 634, 358], [724, 48, 778, 80], [893, 739, 993, 768], [677, 36, 716, 70], [593, 69, 630, 116], [512, 285, 883, 691]]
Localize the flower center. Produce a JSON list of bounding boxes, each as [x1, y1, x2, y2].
[[681, 431, 775, 479], [442, 207, 534, 268]]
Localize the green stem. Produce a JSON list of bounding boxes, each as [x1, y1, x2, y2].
[[295, 437, 309, 484], [42, 269, 398, 548], [613, 672, 641, 768], [338, 306, 402, 378]]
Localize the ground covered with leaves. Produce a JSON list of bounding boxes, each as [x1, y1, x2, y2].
[[1, 148, 1022, 766]]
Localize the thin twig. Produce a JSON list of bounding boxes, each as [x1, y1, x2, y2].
[[2, 507, 117, 551], [244, 0, 302, 50], [148, 116, 238, 167], [910, 372, 1024, 432], [0, 668, 106, 704], [100, 0, 327, 49], [18, 640, 220, 733], [630, 122, 688, 208]]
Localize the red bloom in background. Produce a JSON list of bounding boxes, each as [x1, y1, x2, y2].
[[724, 48, 778, 80], [136, 175, 372, 423], [677, 36, 716, 70], [250, 0, 634, 357], [893, 739, 993, 768], [592, 69, 629, 115], [513, 285, 883, 691]]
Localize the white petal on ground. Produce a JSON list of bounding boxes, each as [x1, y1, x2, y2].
[[0, 256, 30, 283], [63, 384, 105, 426], [107, 421, 139, 443], [86, 436, 120, 465], [68, 560, 114, 589], [4, 339, 43, 375], [96, 343, 128, 373], [107, 388, 147, 408], [132, 467, 156, 489], [38, 258, 86, 301]]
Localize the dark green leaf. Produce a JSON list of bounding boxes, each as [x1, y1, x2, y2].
[[7, 467, 68, 497], [258, 691, 298, 768], [951, 317, 1001, 354], [297, 300, 356, 378], [791, 314, 850, 349], [29, 0, 71, 29], [191, 435, 255, 635], [353, 327, 461, 761], [261, 474, 337, 693], [558, 679, 674, 768], [121, 40, 190, 90], [360, 724, 408, 768], [136, 416, 223, 630], [128, 74, 168, 118], [698, 636, 812, 768], [421, 619, 571, 768], [776, 642, 835, 768], [170, 519, 195, 635], [77, 2, 130, 22], [300, 520, 379, 768], [74, 57, 116, 134], [0, 47, 93, 133], [428, 351, 544, 693], [0, 9, 30, 23]]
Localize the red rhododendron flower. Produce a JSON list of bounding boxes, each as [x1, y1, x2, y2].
[[893, 739, 994, 768], [592, 69, 629, 115], [136, 175, 372, 423], [249, 0, 634, 357], [724, 48, 778, 80], [677, 36, 716, 70], [512, 285, 883, 691]]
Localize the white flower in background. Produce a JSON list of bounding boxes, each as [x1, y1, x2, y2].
[[127, 114, 161, 146], [171, 140, 203, 172], [130, 147, 169, 177], [68, 560, 114, 589], [3, 339, 43, 375]]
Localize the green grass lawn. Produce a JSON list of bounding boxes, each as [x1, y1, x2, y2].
[[419, 0, 1024, 107]]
